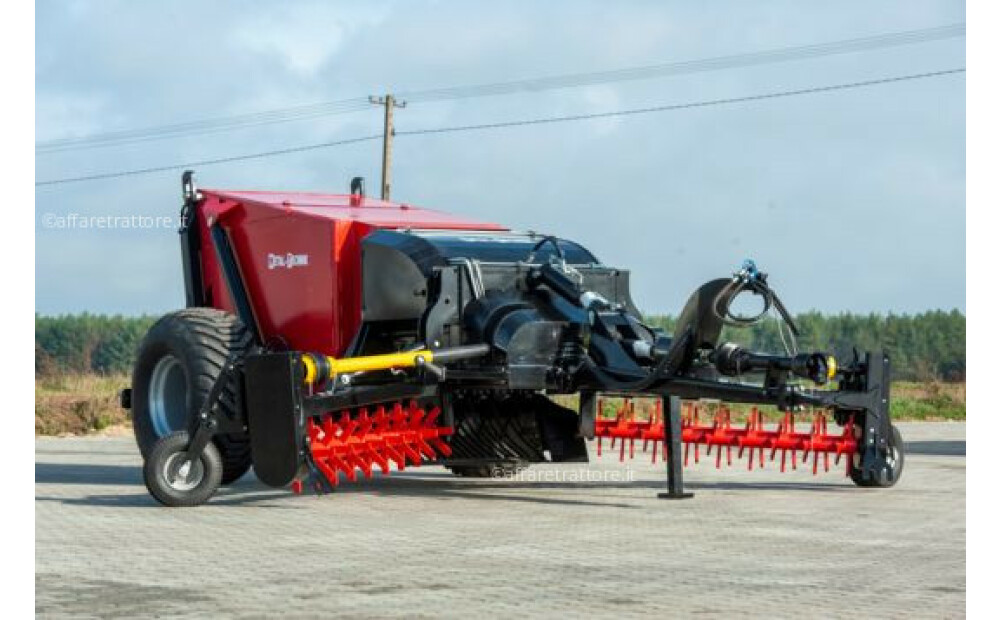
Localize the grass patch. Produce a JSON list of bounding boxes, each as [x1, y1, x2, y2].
[[890, 381, 965, 421], [35, 373, 131, 435]]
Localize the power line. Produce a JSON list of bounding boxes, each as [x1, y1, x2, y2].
[[34, 68, 964, 188], [397, 68, 965, 137], [35, 23, 965, 154], [35, 99, 373, 153], [398, 23, 965, 102], [34, 135, 382, 187]]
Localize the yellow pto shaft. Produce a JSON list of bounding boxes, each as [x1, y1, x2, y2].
[[300, 344, 489, 385]]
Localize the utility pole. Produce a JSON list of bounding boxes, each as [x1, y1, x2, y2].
[[369, 94, 406, 201]]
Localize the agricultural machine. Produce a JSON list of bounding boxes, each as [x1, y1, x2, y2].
[[122, 172, 903, 506]]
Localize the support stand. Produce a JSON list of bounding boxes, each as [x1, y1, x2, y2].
[[657, 395, 694, 499]]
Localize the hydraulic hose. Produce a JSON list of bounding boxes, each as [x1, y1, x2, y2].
[[711, 261, 800, 336], [525, 235, 565, 263]]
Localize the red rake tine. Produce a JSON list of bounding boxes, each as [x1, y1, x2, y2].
[[370, 444, 391, 474], [333, 453, 357, 482], [352, 449, 374, 479], [321, 414, 336, 438], [723, 408, 734, 467], [415, 437, 437, 459], [408, 401, 424, 428], [807, 412, 821, 475], [424, 405, 442, 427], [789, 414, 799, 471], [401, 441, 423, 466], [429, 437, 452, 458], [313, 457, 340, 487], [643, 400, 662, 456], [357, 408, 373, 437], [610, 401, 627, 450], [341, 411, 359, 438], [382, 442, 406, 471], [755, 409, 766, 470]]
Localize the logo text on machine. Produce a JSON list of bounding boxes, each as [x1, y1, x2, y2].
[[268, 253, 309, 270]]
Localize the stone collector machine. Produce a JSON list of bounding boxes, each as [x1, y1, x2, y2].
[[122, 172, 904, 506]]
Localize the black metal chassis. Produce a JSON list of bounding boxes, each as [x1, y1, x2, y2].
[[179, 344, 893, 501]]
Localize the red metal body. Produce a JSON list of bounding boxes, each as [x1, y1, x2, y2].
[[196, 190, 506, 355]]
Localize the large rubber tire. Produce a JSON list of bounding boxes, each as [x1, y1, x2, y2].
[[132, 309, 252, 485], [143, 431, 223, 507], [850, 425, 905, 488]]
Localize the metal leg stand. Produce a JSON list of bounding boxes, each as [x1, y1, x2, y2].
[[658, 395, 694, 499]]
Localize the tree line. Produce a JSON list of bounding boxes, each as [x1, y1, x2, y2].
[[645, 309, 965, 381], [36, 310, 965, 381]]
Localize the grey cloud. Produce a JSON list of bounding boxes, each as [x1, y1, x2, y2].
[[36, 0, 965, 315]]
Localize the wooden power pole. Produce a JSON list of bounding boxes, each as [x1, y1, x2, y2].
[[369, 94, 406, 201]]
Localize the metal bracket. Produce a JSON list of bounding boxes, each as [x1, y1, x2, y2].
[[179, 171, 206, 307], [182, 359, 238, 463], [854, 352, 894, 483]]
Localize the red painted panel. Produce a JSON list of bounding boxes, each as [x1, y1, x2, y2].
[[204, 189, 506, 231], [195, 189, 506, 356]]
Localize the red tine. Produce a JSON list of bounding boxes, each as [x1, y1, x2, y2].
[[591, 399, 858, 480]]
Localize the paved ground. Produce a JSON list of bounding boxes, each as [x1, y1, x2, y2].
[[36, 422, 965, 618]]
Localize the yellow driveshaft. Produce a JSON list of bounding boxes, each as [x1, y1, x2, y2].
[[301, 344, 489, 385]]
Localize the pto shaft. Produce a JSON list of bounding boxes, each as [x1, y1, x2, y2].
[[301, 344, 490, 385]]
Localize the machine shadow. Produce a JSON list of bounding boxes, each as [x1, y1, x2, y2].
[[35, 462, 140, 486], [36, 459, 856, 510], [308, 469, 856, 498], [905, 440, 965, 456]]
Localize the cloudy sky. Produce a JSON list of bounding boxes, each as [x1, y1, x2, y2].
[[35, 1, 965, 317]]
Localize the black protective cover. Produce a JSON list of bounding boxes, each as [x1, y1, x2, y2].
[[244, 352, 304, 487], [361, 229, 640, 325]]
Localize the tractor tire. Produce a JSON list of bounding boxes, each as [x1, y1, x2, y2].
[[447, 462, 528, 478], [132, 308, 252, 485], [143, 431, 223, 507], [850, 425, 905, 488]]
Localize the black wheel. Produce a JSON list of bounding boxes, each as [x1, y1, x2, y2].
[[850, 425, 905, 488], [447, 462, 528, 478], [143, 431, 222, 507], [132, 309, 252, 484]]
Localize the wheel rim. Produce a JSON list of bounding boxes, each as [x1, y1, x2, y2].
[[886, 438, 901, 475], [163, 452, 204, 491], [149, 355, 188, 437], [886, 444, 897, 468]]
